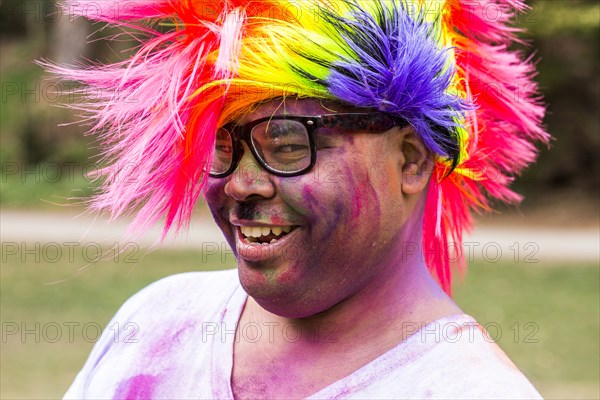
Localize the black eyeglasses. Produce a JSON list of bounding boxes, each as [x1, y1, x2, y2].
[[210, 113, 408, 178]]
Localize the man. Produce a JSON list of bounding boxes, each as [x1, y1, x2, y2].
[[52, 0, 548, 398]]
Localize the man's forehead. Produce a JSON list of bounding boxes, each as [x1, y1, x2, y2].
[[234, 98, 358, 124]]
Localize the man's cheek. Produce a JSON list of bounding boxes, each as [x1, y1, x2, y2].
[[203, 179, 234, 240], [276, 177, 318, 215], [313, 160, 343, 186], [203, 178, 229, 206]]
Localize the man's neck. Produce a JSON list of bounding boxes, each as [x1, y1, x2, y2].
[[243, 249, 461, 348], [231, 242, 462, 399]]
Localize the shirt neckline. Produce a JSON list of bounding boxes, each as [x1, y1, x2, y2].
[[211, 279, 248, 399], [211, 278, 476, 399], [307, 313, 477, 398]]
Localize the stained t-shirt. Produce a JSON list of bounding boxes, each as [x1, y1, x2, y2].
[[64, 269, 542, 399]]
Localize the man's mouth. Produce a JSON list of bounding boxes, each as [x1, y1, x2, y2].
[[238, 225, 295, 245]]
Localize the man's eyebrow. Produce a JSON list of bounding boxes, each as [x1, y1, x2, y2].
[[315, 129, 347, 144]]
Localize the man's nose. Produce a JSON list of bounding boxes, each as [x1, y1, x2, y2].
[[224, 142, 276, 201]]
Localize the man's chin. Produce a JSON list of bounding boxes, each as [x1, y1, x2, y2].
[[248, 292, 327, 319], [237, 269, 339, 319]]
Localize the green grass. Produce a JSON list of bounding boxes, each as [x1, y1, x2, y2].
[[0, 170, 96, 209], [454, 262, 600, 398], [1, 248, 598, 399]]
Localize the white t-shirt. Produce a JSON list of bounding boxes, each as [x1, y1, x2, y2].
[[64, 269, 542, 399]]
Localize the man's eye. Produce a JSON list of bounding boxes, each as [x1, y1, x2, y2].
[[316, 138, 335, 150], [275, 144, 308, 153], [216, 144, 232, 155]]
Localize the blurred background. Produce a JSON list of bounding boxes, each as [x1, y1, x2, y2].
[[1, 0, 598, 398]]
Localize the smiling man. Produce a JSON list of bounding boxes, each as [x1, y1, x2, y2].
[[205, 99, 439, 318], [52, 0, 549, 398], [202, 98, 469, 398]]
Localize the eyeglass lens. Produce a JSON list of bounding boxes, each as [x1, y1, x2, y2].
[[211, 119, 311, 175], [212, 128, 235, 175]]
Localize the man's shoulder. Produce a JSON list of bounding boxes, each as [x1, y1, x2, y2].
[[81, 268, 240, 366], [63, 269, 241, 398], [401, 314, 543, 399], [309, 314, 542, 399], [114, 268, 240, 321]]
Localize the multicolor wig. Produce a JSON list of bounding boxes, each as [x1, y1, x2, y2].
[[44, 0, 549, 294]]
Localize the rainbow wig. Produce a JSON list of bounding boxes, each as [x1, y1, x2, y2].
[[45, 0, 548, 294]]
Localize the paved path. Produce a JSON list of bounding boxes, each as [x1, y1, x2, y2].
[[1, 209, 598, 264]]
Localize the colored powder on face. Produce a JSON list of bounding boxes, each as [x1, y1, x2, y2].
[[269, 214, 285, 225], [352, 190, 362, 219], [337, 163, 363, 220], [266, 266, 281, 286], [301, 185, 316, 210], [301, 183, 343, 237], [356, 173, 381, 223], [113, 374, 157, 400], [282, 183, 319, 218]]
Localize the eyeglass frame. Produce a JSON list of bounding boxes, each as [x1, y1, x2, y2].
[[209, 112, 409, 178]]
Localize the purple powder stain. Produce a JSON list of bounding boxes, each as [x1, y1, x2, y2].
[[113, 374, 158, 400]]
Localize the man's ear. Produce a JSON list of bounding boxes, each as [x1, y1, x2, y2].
[[397, 128, 433, 195]]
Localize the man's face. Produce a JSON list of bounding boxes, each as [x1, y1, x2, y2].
[[204, 98, 414, 318]]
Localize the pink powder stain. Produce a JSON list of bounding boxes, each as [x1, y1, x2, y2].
[[113, 374, 158, 400], [274, 259, 303, 285], [270, 214, 285, 225], [301, 185, 316, 211], [339, 164, 371, 220], [352, 176, 376, 219], [352, 190, 362, 218], [150, 321, 196, 357]]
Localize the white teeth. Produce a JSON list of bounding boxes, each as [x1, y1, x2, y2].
[[239, 225, 294, 240]]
